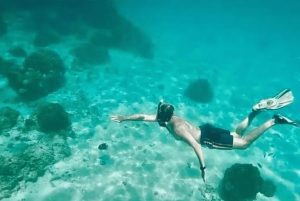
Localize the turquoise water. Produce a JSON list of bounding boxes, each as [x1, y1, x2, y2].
[[0, 0, 300, 200]]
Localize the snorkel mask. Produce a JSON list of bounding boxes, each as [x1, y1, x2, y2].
[[156, 99, 166, 127], [156, 99, 174, 127]]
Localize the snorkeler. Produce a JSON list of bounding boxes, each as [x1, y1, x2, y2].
[[110, 89, 299, 182]]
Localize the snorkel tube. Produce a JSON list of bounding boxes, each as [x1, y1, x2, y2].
[[156, 99, 163, 115]]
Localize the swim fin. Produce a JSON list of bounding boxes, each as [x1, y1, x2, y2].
[[252, 89, 294, 111], [273, 114, 300, 127]]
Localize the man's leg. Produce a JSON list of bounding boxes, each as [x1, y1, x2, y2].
[[234, 88, 294, 137], [233, 114, 300, 149], [233, 118, 275, 149], [235, 110, 260, 136]]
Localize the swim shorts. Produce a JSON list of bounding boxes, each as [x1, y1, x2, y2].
[[199, 123, 233, 150]]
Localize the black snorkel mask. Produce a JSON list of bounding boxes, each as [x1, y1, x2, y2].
[[156, 99, 168, 127]]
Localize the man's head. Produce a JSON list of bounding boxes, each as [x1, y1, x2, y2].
[[156, 101, 175, 127]]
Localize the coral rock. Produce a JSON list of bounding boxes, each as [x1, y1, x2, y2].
[[6, 49, 65, 100], [0, 106, 20, 133], [184, 79, 214, 103], [260, 179, 276, 197], [8, 46, 27, 58], [218, 163, 263, 201], [36, 102, 70, 133]]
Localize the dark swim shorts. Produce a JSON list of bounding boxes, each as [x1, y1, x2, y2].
[[199, 123, 233, 150]]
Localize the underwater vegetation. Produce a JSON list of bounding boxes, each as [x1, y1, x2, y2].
[[218, 163, 276, 201], [0, 106, 20, 134], [8, 46, 27, 58], [0, 103, 72, 199], [6, 49, 66, 101], [0, 136, 71, 200], [0, 57, 19, 78], [0, 1, 155, 197], [0, 0, 154, 60], [0, 0, 154, 102]]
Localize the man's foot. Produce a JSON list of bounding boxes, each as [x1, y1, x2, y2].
[[273, 114, 300, 127], [252, 89, 294, 112], [252, 98, 278, 112]]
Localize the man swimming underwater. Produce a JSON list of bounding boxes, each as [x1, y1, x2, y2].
[[110, 89, 300, 182]]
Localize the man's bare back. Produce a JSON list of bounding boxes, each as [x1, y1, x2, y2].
[[165, 115, 201, 143]]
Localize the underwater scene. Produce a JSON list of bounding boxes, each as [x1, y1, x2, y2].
[[0, 0, 300, 200]]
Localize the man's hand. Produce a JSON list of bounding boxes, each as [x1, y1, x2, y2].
[[110, 115, 124, 123], [201, 169, 206, 183], [200, 166, 206, 183]]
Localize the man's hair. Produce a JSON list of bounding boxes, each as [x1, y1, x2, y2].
[[156, 103, 174, 127]]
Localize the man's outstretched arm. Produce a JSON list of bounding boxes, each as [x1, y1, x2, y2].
[[110, 114, 157, 122], [187, 136, 206, 169], [180, 130, 206, 182], [189, 138, 206, 182]]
